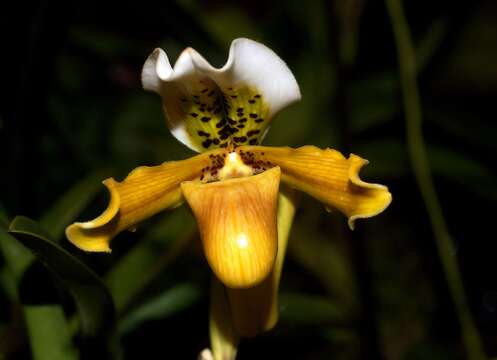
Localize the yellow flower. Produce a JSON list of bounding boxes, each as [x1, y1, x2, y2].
[[65, 38, 391, 339]]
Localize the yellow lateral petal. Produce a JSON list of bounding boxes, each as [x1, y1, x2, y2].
[[65, 149, 224, 252], [181, 167, 281, 288], [238, 145, 392, 229]]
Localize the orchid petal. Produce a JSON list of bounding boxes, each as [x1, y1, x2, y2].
[[141, 38, 301, 152], [181, 167, 280, 289], [237, 145, 392, 229], [65, 149, 225, 252]]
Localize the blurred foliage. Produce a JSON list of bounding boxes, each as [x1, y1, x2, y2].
[[1, 0, 496, 359]]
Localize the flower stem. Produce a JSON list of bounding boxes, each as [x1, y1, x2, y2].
[[209, 276, 239, 360], [385, 1, 486, 359]]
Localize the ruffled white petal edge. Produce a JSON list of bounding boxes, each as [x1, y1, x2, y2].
[[141, 38, 301, 152], [187, 38, 301, 118]]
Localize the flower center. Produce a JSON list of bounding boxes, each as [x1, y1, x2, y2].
[[200, 148, 275, 183], [218, 152, 254, 180]]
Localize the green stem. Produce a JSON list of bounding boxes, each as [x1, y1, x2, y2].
[[385, 1, 486, 359], [209, 276, 239, 360]]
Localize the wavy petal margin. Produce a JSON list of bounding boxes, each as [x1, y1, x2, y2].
[[65, 150, 224, 252], [141, 38, 301, 152], [238, 145, 392, 229]]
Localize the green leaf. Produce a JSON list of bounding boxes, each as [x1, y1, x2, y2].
[[39, 169, 109, 241], [415, 18, 448, 72], [356, 139, 497, 199], [0, 225, 32, 301], [279, 293, 346, 326], [320, 327, 358, 347], [428, 110, 497, 154], [9, 216, 115, 338], [68, 27, 134, 59], [349, 19, 448, 134], [23, 306, 79, 360], [0, 228, 34, 282], [200, 6, 262, 48], [119, 283, 201, 334], [428, 145, 497, 199], [0, 265, 18, 300], [288, 212, 358, 309], [1, 217, 78, 360], [350, 72, 399, 133]]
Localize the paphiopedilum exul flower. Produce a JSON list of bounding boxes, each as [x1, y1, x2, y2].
[[66, 38, 391, 348]]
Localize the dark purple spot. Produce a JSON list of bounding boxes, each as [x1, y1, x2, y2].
[[216, 119, 227, 128], [234, 136, 247, 143], [247, 129, 261, 137], [197, 130, 210, 137]]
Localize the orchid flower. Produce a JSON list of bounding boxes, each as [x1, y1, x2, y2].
[[65, 38, 391, 353]]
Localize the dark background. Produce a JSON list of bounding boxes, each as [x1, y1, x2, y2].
[[1, 0, 497, 359]]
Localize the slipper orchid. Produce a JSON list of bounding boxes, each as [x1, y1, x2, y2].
[[66, 38, 391, 345]]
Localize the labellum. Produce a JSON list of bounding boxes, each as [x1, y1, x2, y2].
[[181, 167, 281, 289]]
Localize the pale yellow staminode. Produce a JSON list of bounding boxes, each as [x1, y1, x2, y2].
[[181, 167, 281, 289], [218, 151, 253, 180]]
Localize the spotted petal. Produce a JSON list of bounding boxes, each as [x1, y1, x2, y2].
[[141, 38, 301, 152], [237, 145, 392, 229], [65, 149, 225, 252]]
